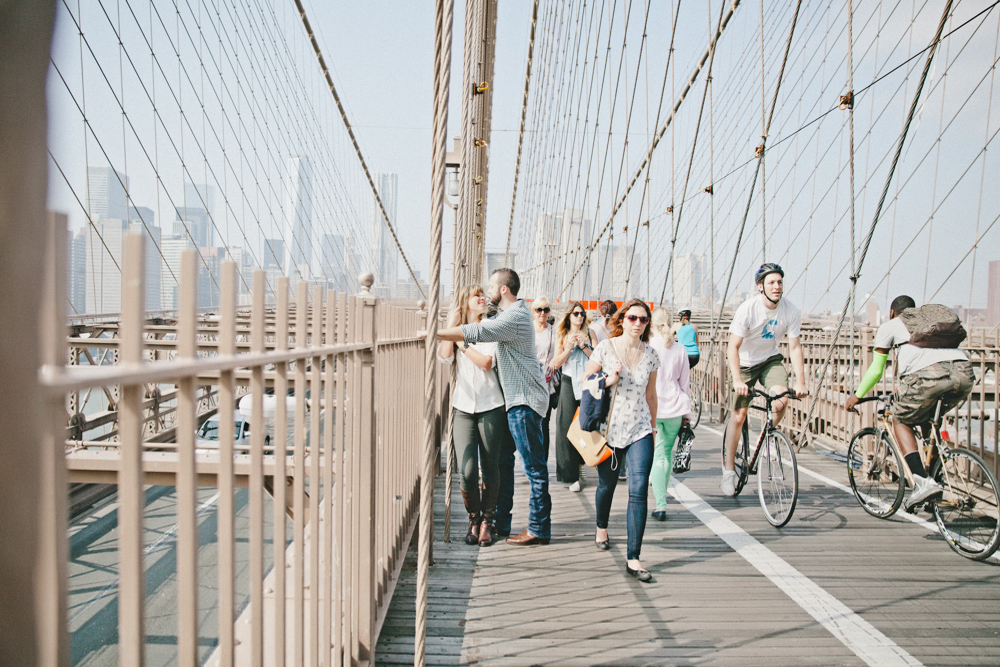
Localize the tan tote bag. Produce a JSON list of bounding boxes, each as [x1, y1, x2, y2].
[[566, 383, 617, 467]]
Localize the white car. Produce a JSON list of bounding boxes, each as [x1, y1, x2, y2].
[[196, 410, 251, 451]]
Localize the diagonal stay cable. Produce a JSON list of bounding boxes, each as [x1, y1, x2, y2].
[[794, 0, 954, 448], [557, 0, 744, 299], [703, 0, 803, 381], [292, 0, 425, 299]]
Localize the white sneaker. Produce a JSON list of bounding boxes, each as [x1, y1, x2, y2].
[[720, 470, 739, 497], [905, 475, 943, 509], [569, 480, 582, 492]]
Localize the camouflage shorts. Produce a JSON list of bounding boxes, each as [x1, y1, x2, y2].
[[894, 360, 975, 425]]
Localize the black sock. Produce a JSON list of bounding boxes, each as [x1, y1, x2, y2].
[[904, 452, 926, 478]]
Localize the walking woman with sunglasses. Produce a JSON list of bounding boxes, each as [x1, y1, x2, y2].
[[438, 285, 511, 546], [532, 296, 556, 461], [552, 301, 597, 490], [584, 299, 660, 582]]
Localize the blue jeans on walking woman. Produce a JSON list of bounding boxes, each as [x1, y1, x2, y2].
[[594, 434, 654, 560], [495, 405, 552, 539]]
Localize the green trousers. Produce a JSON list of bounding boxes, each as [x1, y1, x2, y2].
[[651, 417, 683, 511]]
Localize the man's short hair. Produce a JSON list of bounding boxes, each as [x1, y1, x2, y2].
[[599, 299, 618, 317], [491, 268, 520, 297], [890, 295, 916, 316]]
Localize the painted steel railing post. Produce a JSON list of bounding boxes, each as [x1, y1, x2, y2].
[[333, 291, 348, 667], [357, 292, 378, 662], [217, 261, 237, 667], [310, 284, 323, 665], [293, 281, 308, 666], [39, 211, 70, 667], [322, 289, 337, 667], [118, 233, 147, 666], [249, 270, 266, 667], [273, 276, 290, 667]]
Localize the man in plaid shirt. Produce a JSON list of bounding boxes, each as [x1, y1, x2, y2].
[[438, 268, 552, 545]]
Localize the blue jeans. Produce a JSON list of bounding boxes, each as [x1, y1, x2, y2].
[[595, 433, 654, 560], [495, 405, 552, 539]]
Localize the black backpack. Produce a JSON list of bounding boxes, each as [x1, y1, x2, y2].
[[672, 423, 696, 474], [898, 304, 967, 349]]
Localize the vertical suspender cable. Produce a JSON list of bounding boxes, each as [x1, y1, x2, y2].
[[418, 0, 453, 664], [759, 0, 767, 262], [796, 0, 954, 448], [846, 0, 857, 427], [505, 0, 541, 267]]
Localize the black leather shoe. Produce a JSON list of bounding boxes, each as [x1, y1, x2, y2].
[[626, 565, 653, 582], [506, 530, 550, 546], [651, 510, 667, 522], [595, 539, 610, 551], [495, 527, 511, 538]]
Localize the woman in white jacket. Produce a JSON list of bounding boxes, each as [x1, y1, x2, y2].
[[647, 308, 691, 521]]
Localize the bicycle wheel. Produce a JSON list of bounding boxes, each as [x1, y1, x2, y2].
[[722, 418, 750, 495], [846, 427, 904, 519], [757, 430, 799, 527], [689, 381, 703, 428], [930, 448, 1000, 561]]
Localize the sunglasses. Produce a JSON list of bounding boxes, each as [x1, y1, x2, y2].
[[534, 307, 550, 313], [625, 315, 649, 324], [571, 311, 585, 317]]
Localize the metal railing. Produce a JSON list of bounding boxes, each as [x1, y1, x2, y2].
[[690, 323, 999, 476], [37, 217, 427, 666]]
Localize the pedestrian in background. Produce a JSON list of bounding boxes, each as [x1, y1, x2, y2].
[[552, 301, 596, 491], [532, 295, 557, 462], [590, 299, 618, 344], [648, 308, 691, 521]]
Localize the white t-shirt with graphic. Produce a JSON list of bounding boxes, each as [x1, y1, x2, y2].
[[729, 296, 802, 367]]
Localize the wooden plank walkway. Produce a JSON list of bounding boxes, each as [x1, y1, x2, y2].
[[376, 421, 1000, 666]]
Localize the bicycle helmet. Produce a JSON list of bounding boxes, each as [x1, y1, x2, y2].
[[678, 309, 692, 319], [754, 263, 784, 285]]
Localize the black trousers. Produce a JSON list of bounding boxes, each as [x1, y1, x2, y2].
[[555, 376, 584, 483]]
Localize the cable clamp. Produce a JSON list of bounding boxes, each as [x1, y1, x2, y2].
[[849, 273, 860, 283], [703, 185, 714, 195], [474, 81, 490, 95], [839, 90, 854, 110], [754, 143, 765, 159], [474, 138, 487, 147], [665, 205, 674, 214]]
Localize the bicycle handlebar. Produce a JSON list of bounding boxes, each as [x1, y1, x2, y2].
[[853, 393, 893, 406], [750, 388, 799, 401]]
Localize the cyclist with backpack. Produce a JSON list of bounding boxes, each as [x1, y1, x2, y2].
[[722, 263, 809, 497], [845, 295, 974, 509]]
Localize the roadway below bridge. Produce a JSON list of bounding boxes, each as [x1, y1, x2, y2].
[[377, 421, 1000, 666]]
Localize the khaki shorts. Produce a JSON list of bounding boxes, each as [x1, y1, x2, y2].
[[731, 354, 788, 411], [894, 360, 975, 425]]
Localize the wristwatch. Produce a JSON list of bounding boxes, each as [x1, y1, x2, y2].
[[462, 341, 470, 350]]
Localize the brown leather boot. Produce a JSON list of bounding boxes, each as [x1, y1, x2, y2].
[[479, 482, 499, 547], [461, 488, 481, 545]]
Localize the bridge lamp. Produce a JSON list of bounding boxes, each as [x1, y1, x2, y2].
[[447, 168, 460, 198]]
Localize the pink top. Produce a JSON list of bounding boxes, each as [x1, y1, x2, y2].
[[649, 336, 691, 419]]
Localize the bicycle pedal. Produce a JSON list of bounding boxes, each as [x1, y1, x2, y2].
[[905, 504, 918, 515]]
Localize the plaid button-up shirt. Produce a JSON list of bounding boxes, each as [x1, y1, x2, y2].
[[461, 299, 549, 417]]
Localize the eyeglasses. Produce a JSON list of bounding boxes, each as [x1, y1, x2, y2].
[[625, 315, 649, 324], [534, 307, 550, 313], [571, 311, 585, 317]]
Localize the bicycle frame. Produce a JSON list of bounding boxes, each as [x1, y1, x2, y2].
[[744, 389, 794, 474]]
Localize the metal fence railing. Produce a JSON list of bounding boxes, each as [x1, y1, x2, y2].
[[37, 217, 428, 665]]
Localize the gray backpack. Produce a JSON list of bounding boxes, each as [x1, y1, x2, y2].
[[898, 304, 967, 349]]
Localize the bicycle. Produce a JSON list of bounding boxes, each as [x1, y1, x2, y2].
[[721, 388, 800, 527], [688, 380, 703, 428], [847, 394, 1000, 561]]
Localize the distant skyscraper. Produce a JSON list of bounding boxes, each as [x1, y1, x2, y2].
[[87, 166, 128, 221], [559, 210, 590, 300], [263, 238, 284, 271], [590, 243, 640, 302], [68, 228, 87, 315], [673, 253, 707, 308], [161, 236, 195, 310], [370, 172, 398, 297], [485, 251, 515, 281], [129, 221, 162, 311], [128, 205, 155, 228], [284, 156, 313, 280], [198, 246, 226, 308], [175, 206, 209, 248], [86, 219, 127, 313], [526, 209, 590, 299], [988, 260, 1000, 328]]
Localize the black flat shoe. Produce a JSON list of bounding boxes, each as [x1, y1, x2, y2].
[[651, 510, 667, 521], [626, 565, 652, 582], [595, 539, 610, 550]]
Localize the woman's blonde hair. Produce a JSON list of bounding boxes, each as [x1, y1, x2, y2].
[[651, 307, 673, 347], [532, 295, 551, 311], [556, 301, 591, 348], [456, 284, 486, 324]]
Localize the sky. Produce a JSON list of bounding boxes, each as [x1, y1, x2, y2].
[[46, 0, 1000, 318]]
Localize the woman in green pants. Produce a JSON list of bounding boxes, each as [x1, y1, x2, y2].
[[647, 308, 691, 520]]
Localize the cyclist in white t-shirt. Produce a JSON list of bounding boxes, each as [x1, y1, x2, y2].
[[721, 263, 809, 496]]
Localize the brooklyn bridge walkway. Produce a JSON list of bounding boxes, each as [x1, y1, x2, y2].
[[377, 423, 1000, 667]]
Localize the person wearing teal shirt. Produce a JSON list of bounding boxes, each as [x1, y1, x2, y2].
[[673, 310, 700, 368]]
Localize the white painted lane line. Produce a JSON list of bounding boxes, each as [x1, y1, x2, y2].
[[668, 478, 923, 667]]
